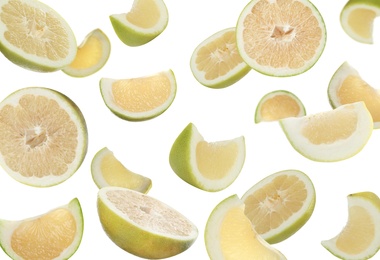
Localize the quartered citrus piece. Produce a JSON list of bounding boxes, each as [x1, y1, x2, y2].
[[97, 186, 198, 259], [280, 102, 373, 162], [322, 192, 380, 260], [0, 87, 88, 187], [110, 0, 168, 46], [169, 123, 246, 192], [62, 29, 111, 77], [236, 0, 326, 77], [0, 198, 83, 260], [241, 169, 315, 244], [255, 90, 306, 123], [0, 0, 77, 72], [190, 27, 251, 89], [205, 194, 287, 259], [100, 69, 176, 121]]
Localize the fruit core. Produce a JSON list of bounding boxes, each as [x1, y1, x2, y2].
[[260, 94, 301, 120], [126, 0, 160, 29]]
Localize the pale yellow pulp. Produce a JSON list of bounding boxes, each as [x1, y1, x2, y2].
[[260, 94, 301, 121], [126, 0, 160, 28], [347, 8, 376, 40], [69, 35, 103, 69]]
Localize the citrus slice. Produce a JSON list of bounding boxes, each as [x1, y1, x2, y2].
[[236, 0, 326, 77], [189, 27, 251, 89], [0, 198, 83, 260], [255, 90, 306, 123], [241, 169, 316, 244], [205, 194, 287, 259], [169, 123, 246, 192], [328, 61, 380, 129], [62, 29, 111, 77], [0, 87, 88, 187], [97, 186, 198, 259], [280, 101, 373, 162], [0, 0, 77, 72], [100, 69, 176, 121], [91, 147, 152, 193], [322, 192, 380, 260], [110, 0, 168, 46]]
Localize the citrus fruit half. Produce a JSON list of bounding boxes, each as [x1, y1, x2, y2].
[[236, 0, 326, 77], [0, 87, 88, 187], [97, 186, 198, 259]]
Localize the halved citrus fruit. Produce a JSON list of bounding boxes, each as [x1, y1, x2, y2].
[[255, 90, 306, 123], [322, 192, 380, 260], [0, 198, 83, 260], [190, 27, 251, 89], [205, 194, 286, 259], [0, 0, 77, 72], [110, 0, 168, 46], [97, 186, 198, 259], [241, 169, 316, 244], [236, 0, 326, 77], [0, 87, 88, 187], [280, 101, 373, 162], [62, 29, 111, 77], [169, 123, 246, 192]]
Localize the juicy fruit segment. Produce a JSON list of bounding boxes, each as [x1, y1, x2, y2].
[[236, 0, 326, 76], [0, 198, 83, 260], [97, 186, 198, 259], [322, 192, 380, 259], [242, 170, 316, 244], [169, 123, 246, 192], [190, 27, 251, 89]]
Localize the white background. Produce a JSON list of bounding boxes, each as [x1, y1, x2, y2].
[[1, 0, 380, 259]]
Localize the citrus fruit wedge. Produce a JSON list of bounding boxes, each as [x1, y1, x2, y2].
[[280, 102, 373, 162], [205, 194, 287, 259], [328, 61, 380, 129], [236, 0, 326, 77], [0, 0, 77, 72], [62, 29, 111, 77], [241, 169, 316, 244], [100, 69, 176, 121], [91, 147, 152, 193], [190, 27, 251, 89], [0, 87, 88, 187], [321, 192, 380, 260], [0, 198, 83, 260], [110, 0, 168, 46], [255, 90, 306, 123], [97, 186, 198, 259], [169, 123, 246, 192]]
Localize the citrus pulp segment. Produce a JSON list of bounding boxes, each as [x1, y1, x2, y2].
[[97, 186, 198, 259], [169, 123, 246, 192], [189, 27, 251, 89], [0, 87, 88, 187], [0, 198, 83, 260], [241, 169, 315, 244], [236, 0, 326, 77], [321, 192, 380, 260], [0, 0, 77, 72]]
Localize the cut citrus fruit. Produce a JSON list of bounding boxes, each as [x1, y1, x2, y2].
[[280, 102, 373, 162], [205, 194, 287, 259], [169, 123, 246, 192], [322, 192, 380, 260], [97, 186, 198, 259], [0, 87, 88, 187], [236, 0, 326, 77], [328, 61, 380, 129], [91, 147, 152, 193], [100, 69, 176, 121], [0, 0, 77, 72], [190, 27, 251, 89], [110, 0, 168, 46], [62, 29, 111, 77], [255, 90, 306, 123], [0, 198, 83, 260], [241, 169, 315, 244]]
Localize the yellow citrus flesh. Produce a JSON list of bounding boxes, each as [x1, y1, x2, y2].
[[126, 0, 160, 28], [347, 8, 376, 40]]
